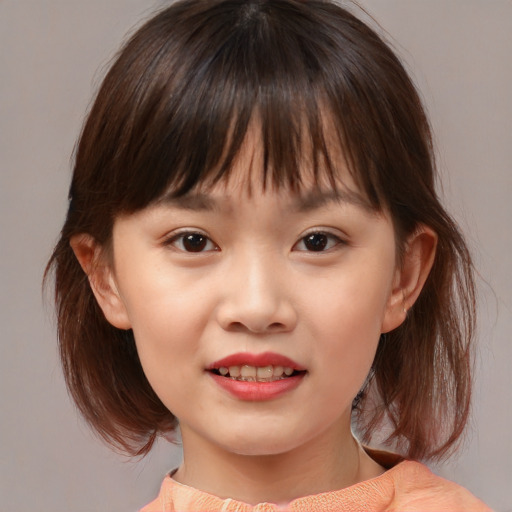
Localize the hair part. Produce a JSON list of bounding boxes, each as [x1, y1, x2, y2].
[[46, 0, 475, 460]]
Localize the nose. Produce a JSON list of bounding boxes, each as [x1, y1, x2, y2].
[[216, 251, 298, 334]]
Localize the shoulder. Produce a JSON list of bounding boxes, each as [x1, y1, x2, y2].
[[139, 476, 173, 512], [386, 460, 493, 511], [139, 474, 233, 512], [139, 461, 493, 512]]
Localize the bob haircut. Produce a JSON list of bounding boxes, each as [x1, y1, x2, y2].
[[46, 0, 475, 460]]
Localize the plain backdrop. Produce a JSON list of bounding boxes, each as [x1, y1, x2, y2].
[[1, 1, 511, 511]]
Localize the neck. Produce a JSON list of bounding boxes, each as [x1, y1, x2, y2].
[[174, 422, 384, 505]]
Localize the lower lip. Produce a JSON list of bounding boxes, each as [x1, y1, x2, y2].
[[209, 372, 305, 401]]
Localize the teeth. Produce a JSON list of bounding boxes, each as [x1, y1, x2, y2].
[[228, 366, 241, 378], [256, 365, 273, 379], [215, 364, 298, 381], [240, 365, 257, 378], [273, 366, 284, 377]]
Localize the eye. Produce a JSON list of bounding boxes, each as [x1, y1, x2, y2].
[[165, 231, 218, 253], [293, 231, 343, 252]]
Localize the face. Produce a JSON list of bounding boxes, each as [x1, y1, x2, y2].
[[99, 148, 405, 460]]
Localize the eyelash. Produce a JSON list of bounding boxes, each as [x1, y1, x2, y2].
[[163, 229, 345, 254], [292, 230, 345, 253], [163, 230, 219, 253]]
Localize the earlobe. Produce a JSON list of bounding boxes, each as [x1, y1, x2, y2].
[[70, 234, 132, 330], [381, 225, 438, 333]]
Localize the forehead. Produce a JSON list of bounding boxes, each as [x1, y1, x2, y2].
[[158, 118, 374, 212]]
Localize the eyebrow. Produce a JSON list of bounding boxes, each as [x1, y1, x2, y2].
[[292, 189, 373, 213], [156, 192, 219, 212], [156, 188, 374, 214]]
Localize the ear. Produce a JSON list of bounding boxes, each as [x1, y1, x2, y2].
[[381, 225, 438, 333], [70, 234, 132, 330]]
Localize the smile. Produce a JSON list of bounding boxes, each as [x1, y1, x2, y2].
[[207, 352, 307, 400], [211, 364, 301, 382]]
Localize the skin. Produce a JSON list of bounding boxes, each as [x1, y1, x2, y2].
[[72, 139, 436, 505]]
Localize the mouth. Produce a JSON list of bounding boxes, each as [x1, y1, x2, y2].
[[206, 352, 307, 399], [209, 364, 306, 382]]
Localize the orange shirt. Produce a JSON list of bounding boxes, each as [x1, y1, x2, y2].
[[140, 460, 491, 512]]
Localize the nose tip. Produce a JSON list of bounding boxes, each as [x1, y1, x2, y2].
[[216, 265, 298, 335]]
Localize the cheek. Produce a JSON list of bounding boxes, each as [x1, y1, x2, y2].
[[307, 261, 394, 341], [116, 268, 212, 393], [118, 257, 212, 334], [318, 302, 380, 384], [303, 258, 394, 390]]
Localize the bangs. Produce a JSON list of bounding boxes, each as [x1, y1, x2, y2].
[[111, 1, 367, 207], [74, 0, 432, 230]]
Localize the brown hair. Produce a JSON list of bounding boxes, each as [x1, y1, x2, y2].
[[46, 0, 475, 460]]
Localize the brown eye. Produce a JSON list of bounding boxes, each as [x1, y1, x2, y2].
[[182, 233, 208, 252], [166, 231, 218, 253], [294, 231, 343, 252], [303, 233, 329, 251]]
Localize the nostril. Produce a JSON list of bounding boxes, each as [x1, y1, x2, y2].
[[224, 321, 286, 334], [226, 321, 248, 333]]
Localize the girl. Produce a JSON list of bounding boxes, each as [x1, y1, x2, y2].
[[46, 0, 492, 510]]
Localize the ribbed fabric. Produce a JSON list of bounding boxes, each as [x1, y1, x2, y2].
[[140, 460, 491, 512]]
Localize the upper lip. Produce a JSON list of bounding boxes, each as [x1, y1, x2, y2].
[[207, 352, 306, 371]]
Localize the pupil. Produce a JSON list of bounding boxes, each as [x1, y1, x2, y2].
[[305, 233, 328, 251], [183, 234, 207, 252]]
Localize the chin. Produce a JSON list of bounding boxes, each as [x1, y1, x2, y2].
[[216, 428, 309, 457], [229, 443, 297, 458]]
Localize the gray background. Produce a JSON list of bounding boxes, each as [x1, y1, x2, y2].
[[1, 1, 510, 511]]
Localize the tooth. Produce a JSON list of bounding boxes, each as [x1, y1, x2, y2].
[[257, 366, 273, 380], [273, 366, 284, 377], [240, 365, 256, 378], [284, 367, 294, 376], [219, 367, 229, 376], [229, 366, 241, 378]]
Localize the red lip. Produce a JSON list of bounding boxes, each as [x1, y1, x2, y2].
[[207, 352, 305, 370], [206, 352, 307, 401], [209, 372, 305, 401]]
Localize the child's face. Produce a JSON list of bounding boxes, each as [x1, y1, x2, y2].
[[100, 143, 405, 459]]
